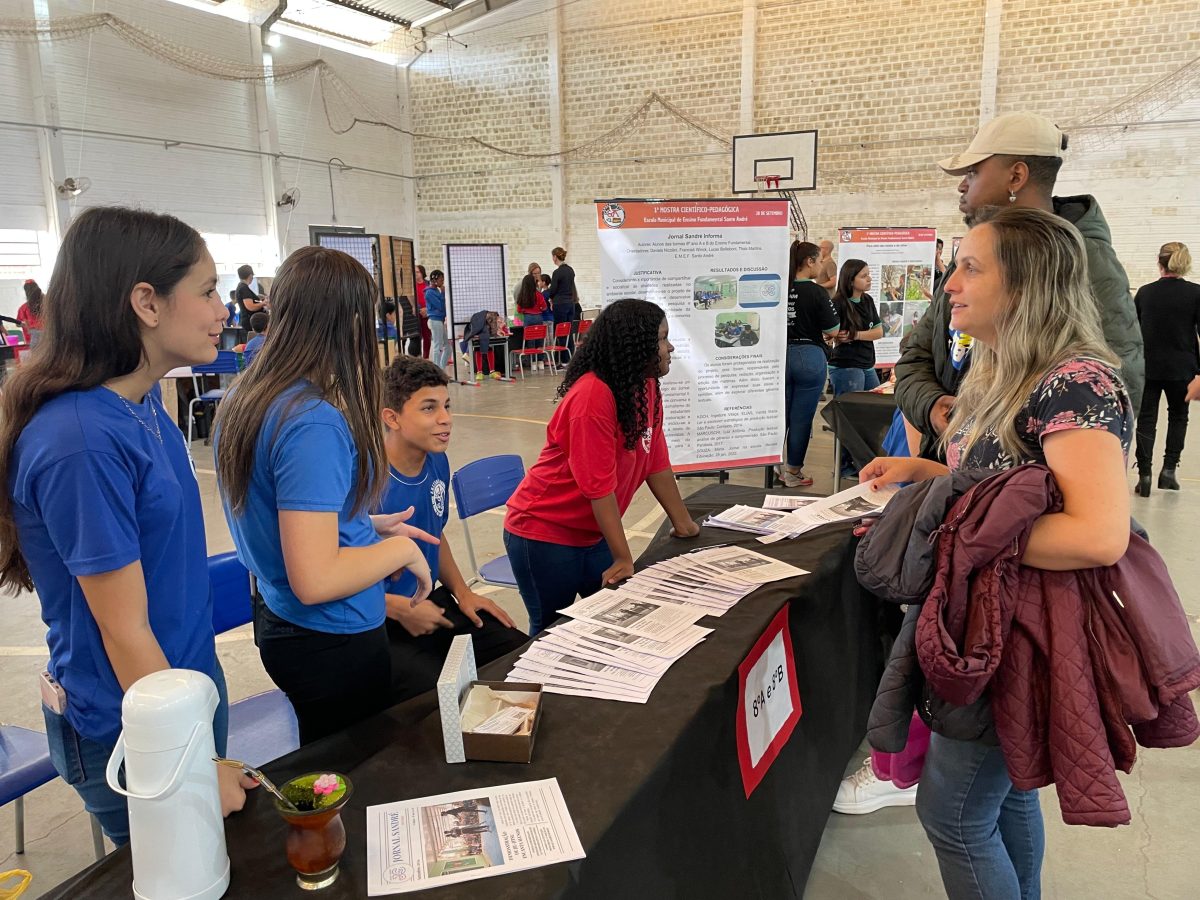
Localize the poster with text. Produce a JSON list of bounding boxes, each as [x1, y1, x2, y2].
[[596, 199, 790, 472], [836, 228, 938, 365]]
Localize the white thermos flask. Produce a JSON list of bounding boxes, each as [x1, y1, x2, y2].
[[106, 669, 230, 900]]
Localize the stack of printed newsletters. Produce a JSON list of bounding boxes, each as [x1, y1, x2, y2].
[[507, 546, 808, 703], [704, 482, 900, 543]]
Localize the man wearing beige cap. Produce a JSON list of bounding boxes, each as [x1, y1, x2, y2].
[[892, 111, 1144, 460]]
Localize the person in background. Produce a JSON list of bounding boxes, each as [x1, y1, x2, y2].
[[1134, 241, 1200, 496], [225, 290, 239, 328], [817, 240, 838, 294], [858, 205, 1132, 900], [933, 238, 948, 295], [234, 265, 264, 325], [781, 240, 840, 488], [401, 294, 422, 358], [243, 311, 269, 367], [415, 265, 432, 359], [828, 260, 884, 477], [379, 357, 526, 698], [16, 280, 44, 347], [895, 111, 1144, 462], [426, 269, 449, 371], [542, 247, 577, 366], [503, 300, 700, 634], [513, 262, 542, 306], [214, 246, 433, 745], [460, 310, 508, 381], [0, 206, 256, 845], [515, 274, 549, 371]]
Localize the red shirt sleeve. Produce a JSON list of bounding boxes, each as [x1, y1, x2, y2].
[[565, 384, 619, 499]]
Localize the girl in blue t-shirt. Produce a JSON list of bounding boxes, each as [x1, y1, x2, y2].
[[0, 206, 256, 845], [215, 246, 433, 745]]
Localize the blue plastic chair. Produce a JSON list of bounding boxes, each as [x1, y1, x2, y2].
[[449, 455, 525, 589], [207, 553, 299, 767], [0, 725, 57, 855], [881, 407, 912, 458], [189, 350, 242, 447]]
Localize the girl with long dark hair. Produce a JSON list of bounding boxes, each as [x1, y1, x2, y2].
[[829, 259, 884, 394], [782, 240, 841, 487], [215, 246, 433, 744], [503, 299, 699, 633], [0, 206, 254, 845], [17, 279, 45, 347]]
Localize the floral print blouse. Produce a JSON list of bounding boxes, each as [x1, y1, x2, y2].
[[947, 358, 1133, 471]]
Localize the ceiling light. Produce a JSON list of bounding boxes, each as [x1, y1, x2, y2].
[[266, 32, 282, 48]]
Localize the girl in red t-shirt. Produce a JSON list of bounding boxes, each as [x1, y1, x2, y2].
[[17, 280, 45, 347], [503, 299, 699, 633], [415, 264, 431, 359]]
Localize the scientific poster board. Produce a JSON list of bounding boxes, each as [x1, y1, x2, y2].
[[836, 228, 938, 365], [596, 199, 790, 472]]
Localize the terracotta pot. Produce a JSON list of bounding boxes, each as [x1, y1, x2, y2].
[[274, 773, 353, 891]]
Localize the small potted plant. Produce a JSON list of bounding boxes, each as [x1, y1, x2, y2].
[[274, 773, 353, 890]]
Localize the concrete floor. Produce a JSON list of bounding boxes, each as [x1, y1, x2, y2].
[[4, 370, 1197, 898]]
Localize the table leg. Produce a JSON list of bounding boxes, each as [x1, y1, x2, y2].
[[832, 434, 841, 493]]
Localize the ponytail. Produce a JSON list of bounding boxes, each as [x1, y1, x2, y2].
[[1158, 242, 1192, 277]]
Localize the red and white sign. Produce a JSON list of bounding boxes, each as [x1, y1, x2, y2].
[[735, 603, 802, 798]]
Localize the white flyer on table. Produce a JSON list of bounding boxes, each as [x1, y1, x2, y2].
[[557, 589, 706, 641], [685, 546, 809, 583], [762, 495, 819, 511], [758, 482, 900, 542], [366, 779, 585, 895], [553, 619, 712, 660]]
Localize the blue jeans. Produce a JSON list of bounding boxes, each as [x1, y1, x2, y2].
[[784, 344, 828, 468], [42, 663, 230, 847], [429, 318, 448, 368], [828, 365, 881, 396], [503, 531, 613, 635], [916, 733, 1044, 900]]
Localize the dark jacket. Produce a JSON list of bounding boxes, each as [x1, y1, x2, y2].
[[859, 470, 999, 751], [915, 465, 1200, 826], [543, 262, 577, 307], [895, 195, 1145, 458], [1135, 276, 1200, 382]]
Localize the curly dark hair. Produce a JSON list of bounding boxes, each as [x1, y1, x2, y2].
[[383, 355, 449, 411], [557, 299, 665, 451]]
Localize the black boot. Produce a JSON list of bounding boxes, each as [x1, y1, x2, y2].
[[1158, 468, 1180, 491], [1136, 473, 1152, 497]]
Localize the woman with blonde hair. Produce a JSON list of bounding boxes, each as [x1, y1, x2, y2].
[[860, 205, 1133, 899], [1132, 241, 1200, 495]]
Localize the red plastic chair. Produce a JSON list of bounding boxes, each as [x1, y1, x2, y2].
[[578, 319, 593, 338], [510, 324, 550, 379], [548, 321, 574, 370]]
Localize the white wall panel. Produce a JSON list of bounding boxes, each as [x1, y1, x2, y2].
[[272, 41, 411, 253], [0, 32, 48, 230], [44, 0, 265, 233]]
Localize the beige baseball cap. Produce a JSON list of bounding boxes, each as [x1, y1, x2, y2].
[[938, 112, 1066, 175]]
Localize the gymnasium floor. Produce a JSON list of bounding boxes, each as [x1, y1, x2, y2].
[[4, 369, 1197, 897]]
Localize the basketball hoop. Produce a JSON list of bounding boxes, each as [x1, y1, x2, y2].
[[754, 174, 782, 191]]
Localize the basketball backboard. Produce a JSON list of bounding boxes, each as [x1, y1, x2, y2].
[[731, 130, 818, 194]]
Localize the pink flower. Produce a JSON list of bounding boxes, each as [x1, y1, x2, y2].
[[313, 774, 340, 796]]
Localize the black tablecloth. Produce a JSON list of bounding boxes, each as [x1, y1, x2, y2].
[[820, 391, 898, 469], [49, 485, 883, 900]]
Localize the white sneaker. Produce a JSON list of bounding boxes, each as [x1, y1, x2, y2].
[[832, 759, 918, 815]]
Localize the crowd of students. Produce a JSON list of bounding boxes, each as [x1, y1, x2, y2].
[[5, 110, 1198, 900]]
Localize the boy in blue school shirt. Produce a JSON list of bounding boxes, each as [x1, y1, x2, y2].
[[425, 269, 449, 370], [243, 311, 268, 366], [380, 357, 527, 699]]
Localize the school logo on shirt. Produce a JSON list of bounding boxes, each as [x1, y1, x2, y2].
[[431, 479, 447, 518], [641, 427, 653, 454]]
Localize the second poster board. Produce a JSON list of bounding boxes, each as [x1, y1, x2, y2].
[[835, 228, 938, 365]]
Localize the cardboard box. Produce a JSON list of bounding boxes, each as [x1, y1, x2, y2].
[[460, 681, 544, 764]]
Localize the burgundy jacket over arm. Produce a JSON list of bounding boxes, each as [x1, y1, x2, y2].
[[914, 464, 1200, 827]]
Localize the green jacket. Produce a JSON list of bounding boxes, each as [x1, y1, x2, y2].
[[895, 194, 1144, 459]]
